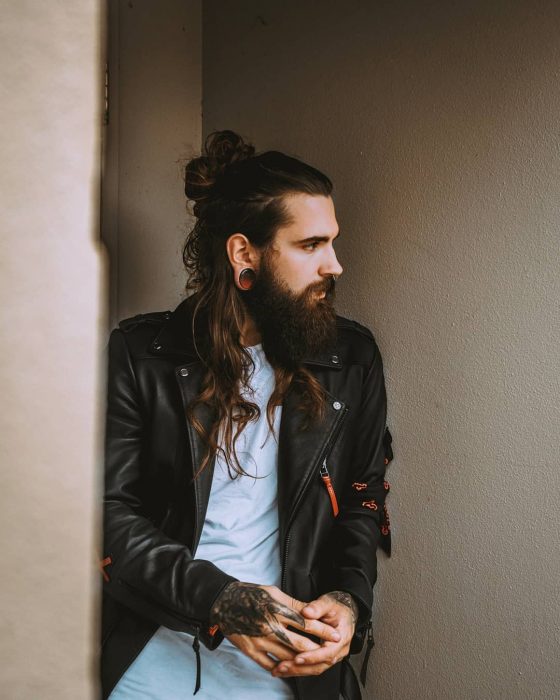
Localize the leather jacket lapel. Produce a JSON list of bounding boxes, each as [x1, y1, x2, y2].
[[277, 381, 347, 554], [175, 360, 217, 555]]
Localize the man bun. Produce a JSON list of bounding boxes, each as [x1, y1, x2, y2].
[[184, 130, 256, 217]]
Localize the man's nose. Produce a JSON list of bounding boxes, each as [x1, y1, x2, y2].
[[320, 248, 343, 278]]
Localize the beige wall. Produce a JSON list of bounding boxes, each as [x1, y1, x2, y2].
[[103, 0, 202, 327], [0, 1, 103, 698], [203, 2, 560, 698]]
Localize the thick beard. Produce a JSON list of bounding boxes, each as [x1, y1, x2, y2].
[[242, 256, 338, 369]]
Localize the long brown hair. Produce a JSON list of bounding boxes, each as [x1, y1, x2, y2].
[[183, 130, 333, 478]]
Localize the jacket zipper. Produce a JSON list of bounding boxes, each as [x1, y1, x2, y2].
[[281, 404, 348, 590], [187, 428, 203, 556], [359, 619, 375, 686], [192, 624, 202, 695]]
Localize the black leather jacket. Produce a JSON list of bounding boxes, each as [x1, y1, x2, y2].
[[100, 295, 392, 700]]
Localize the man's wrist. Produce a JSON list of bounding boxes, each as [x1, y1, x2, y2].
[[209, 580, 239, 626]]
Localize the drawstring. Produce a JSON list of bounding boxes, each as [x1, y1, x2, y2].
[[192, 626, 201, 694], [359, 620, 375, 686]]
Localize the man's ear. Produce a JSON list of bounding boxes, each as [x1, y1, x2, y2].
[[226, 233, 260, 289]]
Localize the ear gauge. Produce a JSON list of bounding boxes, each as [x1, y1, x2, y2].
[[238, 268, 256, 290]]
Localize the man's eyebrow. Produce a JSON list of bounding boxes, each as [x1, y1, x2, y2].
[[298, 231, 341, 243]]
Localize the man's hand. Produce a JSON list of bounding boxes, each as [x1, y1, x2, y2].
[[271, 591, 358, 678], [210, 582, 341, 673]]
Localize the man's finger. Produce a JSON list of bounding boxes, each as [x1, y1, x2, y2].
[[270, 600, 306, 627], [280, 627, 323, 654], [265, 587, 307, 613], [301, 595, 335, 619], [292, 640, 348, 666], [286, 615, 341, 643], [251, 651, 277, 672], [259, 641, 297, 663], [272, 660, 331, 678], [263, 620, 321, 652]]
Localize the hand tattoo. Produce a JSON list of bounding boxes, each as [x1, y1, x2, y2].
[[210, 582, 305, 647], [326, 591, 359, 625]]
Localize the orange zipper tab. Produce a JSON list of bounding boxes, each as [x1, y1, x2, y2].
[[99, 555, 112, 582], [320, 459, 339, 517]]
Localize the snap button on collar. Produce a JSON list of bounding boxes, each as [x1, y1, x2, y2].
[[333, 401, 342, 410]]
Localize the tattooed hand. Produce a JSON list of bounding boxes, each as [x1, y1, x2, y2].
[[270, 590, 358, 679], [210, 582, 341, 674]]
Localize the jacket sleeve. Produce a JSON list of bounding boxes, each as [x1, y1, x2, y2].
[[101, 328, 237, 648], [327, 339, 391, 653]]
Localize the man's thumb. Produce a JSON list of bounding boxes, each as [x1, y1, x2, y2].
[[302, 597, 328, 618]]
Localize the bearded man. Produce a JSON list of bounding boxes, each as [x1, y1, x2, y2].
[[100, 131, 393, 700]]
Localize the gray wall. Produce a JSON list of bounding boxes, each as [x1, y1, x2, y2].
[[103, 0, 202, 326], [203, 2, 560, 698]]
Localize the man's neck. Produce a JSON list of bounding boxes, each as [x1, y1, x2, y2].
[[240, 315, 261, 347]]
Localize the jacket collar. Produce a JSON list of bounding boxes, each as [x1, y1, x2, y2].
[[149, 294, 345, 370]]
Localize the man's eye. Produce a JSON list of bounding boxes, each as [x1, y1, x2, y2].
[[303, 242, 319, 250]]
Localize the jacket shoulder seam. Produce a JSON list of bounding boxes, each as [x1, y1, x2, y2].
[[336, 316, 376, 343], [118, 311, 171, 333]]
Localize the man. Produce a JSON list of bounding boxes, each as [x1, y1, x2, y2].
[[100, 130, 393, 700]]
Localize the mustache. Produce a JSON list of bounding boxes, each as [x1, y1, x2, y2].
[[306, 276, 336, 298]]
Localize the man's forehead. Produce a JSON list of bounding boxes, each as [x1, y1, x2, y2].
[[277, 193, 339, 239]]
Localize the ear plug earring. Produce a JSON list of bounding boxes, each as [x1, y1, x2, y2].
[[238, 268, 256, 290]]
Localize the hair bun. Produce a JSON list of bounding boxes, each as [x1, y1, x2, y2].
[[185, 130, 256, 216], [205, 130, 255, 169]]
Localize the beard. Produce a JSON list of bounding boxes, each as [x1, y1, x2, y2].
[[242, 256, 338, 369]]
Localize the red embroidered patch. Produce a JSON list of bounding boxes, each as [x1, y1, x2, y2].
[[352, 482, 367, 491], [382, 504, 391, 532], [362, 499, 378, 510], [208, 624, 219, 636], [383, 480, 391, 491]]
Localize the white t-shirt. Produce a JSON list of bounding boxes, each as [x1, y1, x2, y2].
[[109, 344, 294, 700]]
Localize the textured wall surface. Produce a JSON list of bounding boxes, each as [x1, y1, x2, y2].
[[103, 0, 202, 325], [0, 1, 103, 698], [203, 2, 560, 698]]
